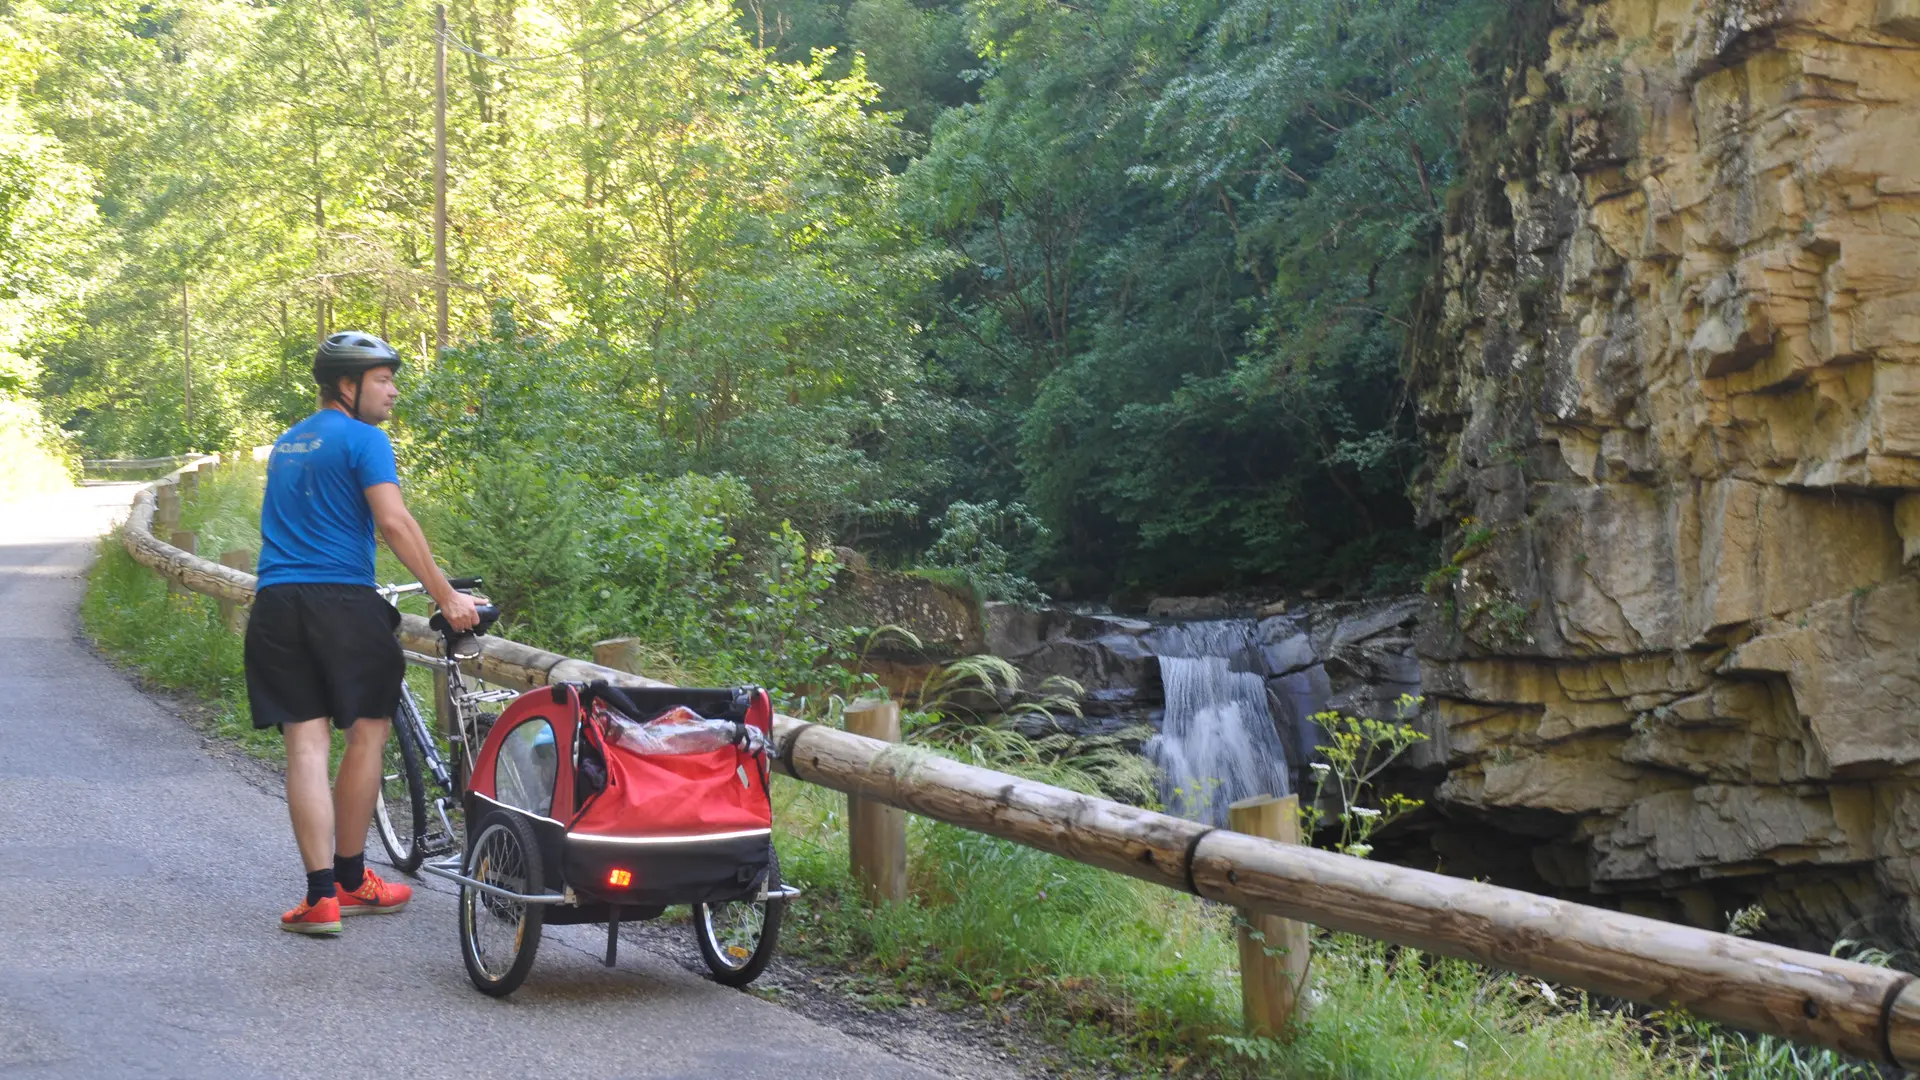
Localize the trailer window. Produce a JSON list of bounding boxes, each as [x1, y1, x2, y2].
[[495, 719, 556, 817]]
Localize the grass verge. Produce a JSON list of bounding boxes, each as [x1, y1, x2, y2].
[[770, 778, 1680, 1080]]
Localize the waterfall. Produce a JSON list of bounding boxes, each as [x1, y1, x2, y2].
[[1144, 620, 1293, 826]]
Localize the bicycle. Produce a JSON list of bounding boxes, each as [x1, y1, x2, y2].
[[371, 576, 507, 873]]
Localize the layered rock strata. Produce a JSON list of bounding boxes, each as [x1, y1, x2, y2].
[[1415, 0, 1920, 944]]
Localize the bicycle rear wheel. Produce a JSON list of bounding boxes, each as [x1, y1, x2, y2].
[[373, 703, 427, 873]]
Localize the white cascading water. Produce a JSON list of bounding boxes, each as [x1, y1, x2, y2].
[[1143, 621, 1293, 826]]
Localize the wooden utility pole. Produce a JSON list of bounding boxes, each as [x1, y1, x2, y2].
[[314, 191, 327, 344], [844, 698, 908, 903], [1229, 794, 1310, 1039], [433, 3, 449, 353], [180, 278, 193, 437]]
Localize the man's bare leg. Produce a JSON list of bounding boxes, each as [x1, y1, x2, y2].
[[283, 717, 336, 873], [330, 717, 411, 913], [334, 717, 391, 858]]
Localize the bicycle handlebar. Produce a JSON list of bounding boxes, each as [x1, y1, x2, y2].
[[378, 576, 484, 601]]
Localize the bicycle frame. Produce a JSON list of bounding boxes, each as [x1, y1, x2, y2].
[[379, 581, 517, 855]]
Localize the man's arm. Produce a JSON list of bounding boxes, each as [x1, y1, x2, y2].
[[365, 483, 479, 630]]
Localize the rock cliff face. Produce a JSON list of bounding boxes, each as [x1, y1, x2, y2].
[[1416, 0, 1920, 944]]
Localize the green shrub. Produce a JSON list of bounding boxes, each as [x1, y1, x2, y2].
[[410, 451, 859, 700], [413, 454, 604, 652], [587, 472, 751, 651], [914, 499, 1048, 603]]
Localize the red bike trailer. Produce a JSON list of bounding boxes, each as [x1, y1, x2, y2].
[[422, 680, 798, 996]]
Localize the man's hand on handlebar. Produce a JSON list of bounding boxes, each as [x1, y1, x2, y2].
[[434, 587, 481, 632]]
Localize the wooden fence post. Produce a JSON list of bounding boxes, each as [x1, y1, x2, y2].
[[1230, 794, 1310, 1039], [179, 467, 198, 502], [844, 698, 908, 904], [217, 549, 253, 632], [591, 637, 643, 673], [155, 483, 180, 533], [168, 530, 197, 596]]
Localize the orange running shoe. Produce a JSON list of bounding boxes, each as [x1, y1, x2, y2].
[[282, 895, 343, 935], [336, 867, 411, 916]]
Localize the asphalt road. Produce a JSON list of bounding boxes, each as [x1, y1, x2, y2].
[[0, 483, 937, 1080]]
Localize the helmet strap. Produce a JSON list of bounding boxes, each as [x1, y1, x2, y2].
[[350, 371, 366, 421]]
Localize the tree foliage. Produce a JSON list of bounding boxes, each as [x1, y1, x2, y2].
[[10, 0, 1497, 599], [892, 0, 1486, 594]]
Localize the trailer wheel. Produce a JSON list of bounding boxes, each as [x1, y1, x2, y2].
[[459, 809, 546, 996], [693, 845, 785, 987]]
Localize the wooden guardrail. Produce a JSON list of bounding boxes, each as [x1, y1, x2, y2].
[[83, 454, 199, 471], [116, 461, 1920, 1067]]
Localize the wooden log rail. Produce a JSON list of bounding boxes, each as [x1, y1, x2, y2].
[[83, 454, 200, 471], [116, 467, 1920, 1067]]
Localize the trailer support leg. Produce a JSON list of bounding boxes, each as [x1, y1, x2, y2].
[[605, 909, 620, 967]]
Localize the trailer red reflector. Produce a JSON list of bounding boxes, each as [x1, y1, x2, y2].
[[607, 868, 633, 887]]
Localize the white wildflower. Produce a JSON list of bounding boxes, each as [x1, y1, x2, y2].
[[1308, 763, 1332, 776], [1351, 806, 1382, 819], [1344, 843, 1373, 858]]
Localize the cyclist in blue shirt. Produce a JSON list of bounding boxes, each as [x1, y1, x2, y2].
[[247, 332, 478, 935]]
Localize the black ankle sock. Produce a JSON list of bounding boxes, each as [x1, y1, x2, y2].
[[335, 851, 365, 893], [305, 868, 336, 907]]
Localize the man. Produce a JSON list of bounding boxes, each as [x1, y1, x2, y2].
[[247, 331, 479, 934]]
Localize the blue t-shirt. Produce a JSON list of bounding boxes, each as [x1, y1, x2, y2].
[[255, 410, 401, 589]]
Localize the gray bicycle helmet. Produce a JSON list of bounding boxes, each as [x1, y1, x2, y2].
[[312, 331, 401, 419]]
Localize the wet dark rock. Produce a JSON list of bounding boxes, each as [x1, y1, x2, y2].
[[1269, 664, 1334, 769], [1256, 617, 1316, 675], [1312, 597, 1424, 658]]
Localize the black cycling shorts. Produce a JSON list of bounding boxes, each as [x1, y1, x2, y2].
[[244, 583, 404, 730]]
